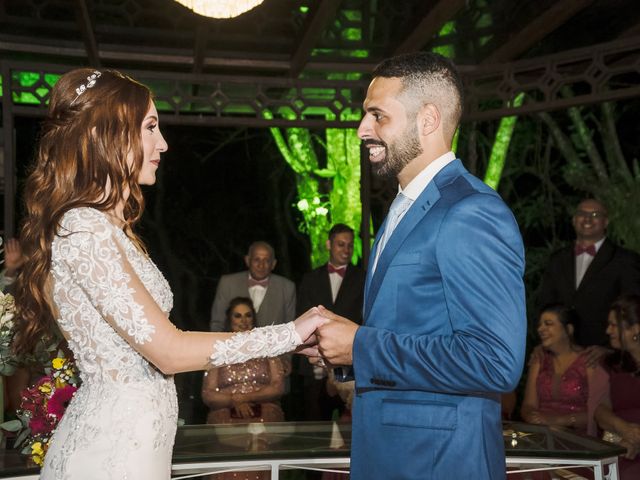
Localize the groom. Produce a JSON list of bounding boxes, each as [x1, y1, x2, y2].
[[313, 53, 526, 479]]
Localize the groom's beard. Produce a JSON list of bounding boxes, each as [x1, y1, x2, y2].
[[370, 124, 423, 180]]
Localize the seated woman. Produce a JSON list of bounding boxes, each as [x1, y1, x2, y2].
[[202, 297, 285, 480], [521, 304, 606, 435], [595, 294, 640, 479], [202, 296, 285, 426]]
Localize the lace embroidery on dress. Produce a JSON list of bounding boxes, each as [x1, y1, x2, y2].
[[210, 322, 301, 366], [43, 208, 177, 480]]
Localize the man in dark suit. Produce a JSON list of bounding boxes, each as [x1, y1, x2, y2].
[[295, 223, 365, 420], [209, 241, 295, 332], [538, 198, 640, 347]]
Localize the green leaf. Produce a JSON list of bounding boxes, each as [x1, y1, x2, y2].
[[15, 429, 31, 447], [0, 419, 23, 432]]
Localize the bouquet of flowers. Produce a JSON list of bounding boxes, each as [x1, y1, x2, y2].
[[1, 354, 80, 466]]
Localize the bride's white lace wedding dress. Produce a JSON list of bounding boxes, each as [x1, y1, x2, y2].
[[40, 208, 300, 480]]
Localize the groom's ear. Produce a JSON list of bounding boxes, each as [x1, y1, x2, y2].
[[417, 103, 440, 137]]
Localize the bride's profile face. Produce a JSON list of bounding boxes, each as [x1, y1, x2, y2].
[[137, 102, 168, 185]]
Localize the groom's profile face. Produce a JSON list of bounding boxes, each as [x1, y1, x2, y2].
[[357, 77, 422, 180]]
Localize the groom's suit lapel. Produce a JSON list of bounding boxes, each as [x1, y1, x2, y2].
[[363, 160, 463, 321]]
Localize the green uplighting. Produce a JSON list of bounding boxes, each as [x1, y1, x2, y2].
[[483, 92, 525, 190], [342, 28, 362, 41], [3, 71, 61, 105]]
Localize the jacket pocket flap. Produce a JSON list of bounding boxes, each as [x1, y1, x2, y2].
[[382, 399, 457, 430]]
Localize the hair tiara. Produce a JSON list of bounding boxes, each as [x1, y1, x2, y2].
[[71, 70, 102, 105]]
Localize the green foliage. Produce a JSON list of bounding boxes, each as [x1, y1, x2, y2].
[[270, 124, 362, 268]]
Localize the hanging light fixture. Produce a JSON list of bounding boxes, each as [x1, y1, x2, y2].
[[174, 0, 265, 19]]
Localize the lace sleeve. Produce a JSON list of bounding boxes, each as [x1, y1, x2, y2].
[[55, 209, 155, 344], [209, 323, 301, 367]]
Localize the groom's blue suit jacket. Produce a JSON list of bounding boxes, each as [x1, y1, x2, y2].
[[351, 160, 526, 479]]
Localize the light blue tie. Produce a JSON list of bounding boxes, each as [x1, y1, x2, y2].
[[373, 192, 412, 270]]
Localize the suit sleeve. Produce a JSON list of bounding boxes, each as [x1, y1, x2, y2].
[[210, 277, 230, 332], [353, 194, 526, 394], [284, 279, 296, 323], [620, 249, 640, 296], [296, 274, 313, 317], [537, 253, 562, 314]]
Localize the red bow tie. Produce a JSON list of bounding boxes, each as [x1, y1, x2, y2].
[[248, 277, 269, 287], [327, 264, 346, 277], [574, 244, 597, 256]]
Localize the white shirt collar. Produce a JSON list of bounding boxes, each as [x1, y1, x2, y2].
[[400, 151, 457, 201]]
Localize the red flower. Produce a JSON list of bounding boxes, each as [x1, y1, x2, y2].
[[46, 385, 77, 420], [28, 417, 51, 435]]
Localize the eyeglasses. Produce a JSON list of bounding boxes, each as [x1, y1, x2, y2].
[[574, 210, 607, 219]]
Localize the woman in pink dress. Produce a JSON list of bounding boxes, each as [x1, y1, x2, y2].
[[202, 297, 285, 480], [595, 294, 640, 479], [521, 304, 606, 435]]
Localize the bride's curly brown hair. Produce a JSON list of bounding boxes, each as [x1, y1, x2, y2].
[[13, 68, 152, 355]]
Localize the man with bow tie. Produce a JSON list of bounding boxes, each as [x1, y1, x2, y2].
[[294, 224, 365, 421], [209, 241, 295, 332], [539, 198, 640, 347]]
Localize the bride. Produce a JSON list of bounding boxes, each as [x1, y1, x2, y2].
[[12, 68, 326, 480]]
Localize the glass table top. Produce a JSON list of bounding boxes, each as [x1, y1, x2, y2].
[[0, 421, 627, 477]]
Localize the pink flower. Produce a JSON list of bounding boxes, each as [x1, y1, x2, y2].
[[46, 385, 77, 420]]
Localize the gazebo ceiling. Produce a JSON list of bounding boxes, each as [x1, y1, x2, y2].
[[1, 0, 640, 124]]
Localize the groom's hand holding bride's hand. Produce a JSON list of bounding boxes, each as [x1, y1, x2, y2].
[[315, 305, 359, 366]]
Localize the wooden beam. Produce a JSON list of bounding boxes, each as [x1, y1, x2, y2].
[[483, 0, 594, 64], [193, 22, 208, 74], [394, 0, 466, 55], [74, 0, 100, 67], [289, 0, 343, 78], [619, 21, 640, 39]]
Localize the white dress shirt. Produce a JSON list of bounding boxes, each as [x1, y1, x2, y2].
[[328, 264, 346, 303], [373, 151, 457, 271], [248, 276, 268, 312]]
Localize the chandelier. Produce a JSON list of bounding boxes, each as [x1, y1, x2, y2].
[[174, 0, 265, 19]]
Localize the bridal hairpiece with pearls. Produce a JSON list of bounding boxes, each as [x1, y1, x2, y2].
[[71, 70, 102, 105]]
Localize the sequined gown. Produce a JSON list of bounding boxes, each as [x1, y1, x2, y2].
[[40, 208, 299, 480], [206, 357, 284, 425], [537, 351, 589, 434]]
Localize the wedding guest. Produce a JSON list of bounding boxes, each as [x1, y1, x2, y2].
[[202, 297, 285, 426], [203, 297, 284, 480], [0, 238, 23, 293], [295, 223, 365, 421], [210, 242, 295, 332], [538, 199, 640, 352], [595, 295, 640, 478], [521, 304, 607, 435], [11, 67, 325, 480]]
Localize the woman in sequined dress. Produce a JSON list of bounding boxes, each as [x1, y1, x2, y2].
[[202, 297, 285, 426], [521, 304, 607, 435], [595, 295, 640, 479]]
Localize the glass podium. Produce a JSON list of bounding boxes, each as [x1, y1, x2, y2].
[[0, 421, 626, 479]]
